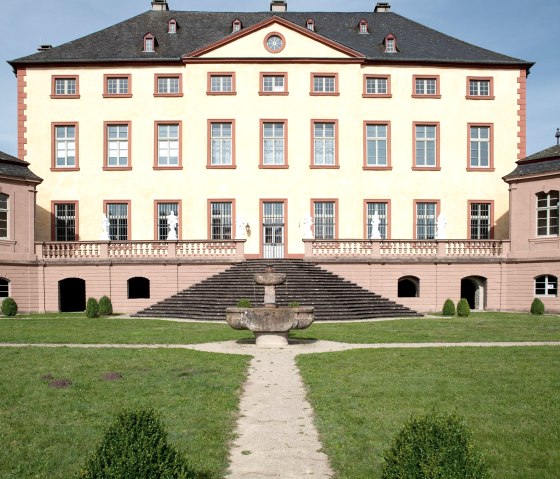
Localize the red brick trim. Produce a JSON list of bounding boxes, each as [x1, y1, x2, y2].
[[17, 68, 27, 160], [412, 122, 440, 171], [465, 76, 495, 100], [50, 200, 79, 241], [103, 121, 132, 171], [311, 198, 339, 239], [259, 198, 288, 258], [412, 75, 441, 98], [207, 120, 237, 169], [153, 199, 182, 240], [310, 73, 340, 96], [310, 119, 339, 168], [466, 123, 495, 172], [103, 74, 132, 98], [153, 73, 184, 97], [260, 119, 288, 168], [207, 72, 237, 95], [103, 200, 132, 240], [362, 74, 392, 98], [412, 199, 441, 239], [259, 72, 289, 95], [467, 200, 495, 239], [363, 199, 391, 239], [207, 199, 236, 240], [153, 121, 183, 170], [363, 121, 392, 170], [517, 69, 527, 159], [50, 75, 80, 99], [51, 122, 80, 171]]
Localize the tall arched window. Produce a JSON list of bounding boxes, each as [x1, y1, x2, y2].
[[535, 275, 558, 297], [536, 191, 559, 236], [0, 193, 8, 239]]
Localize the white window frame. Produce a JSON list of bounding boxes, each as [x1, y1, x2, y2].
[[54, 203, 76, 241], [415, 78, 437, 95], [107, 124, 129, 167], [107, 77, 129, 95], [157, 202, 179, 240], [210, 122, 233, 166], [313, 75, 335, 93], [157, 77, 179, 94], [55, 125, 77, 168], [263, 75, 285, 93], [210, 202, 233, 240], [415, 125, 437, 167], [470, 203, 490, 240], [0, 194, 8, 239], [535, 275, 558, 297], [366, 124, 388, 167], [314, 201, 336, 240], [210, 75, 233, 93], [470, 126, 490, 168], [157, 124, 179, 166], [537, 191, 559, 236], [106, 203, 129, 241], [366, 77, 387, 95], [263, 122, 285, 165], [416, 202, 437, 240], [313, 122, 336, 166], [55, 78, 76, 96], [366, 202, 387, 240], [469, 79, 490, 96]]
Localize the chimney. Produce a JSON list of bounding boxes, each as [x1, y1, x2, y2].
[[374, 2, 391, 12], [37, 44, 53, 51], [270, 1, 287, 12], [152, 0, 169, 11]]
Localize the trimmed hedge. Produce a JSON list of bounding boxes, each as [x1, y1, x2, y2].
[[530, 298, 545, 315], [457, 298, 471, 317], [98, 296, 113, 316], [382, 412, 489, 479], [78, 408, 200, 478], [1, 297, 18, 317], [442, 299, 455, 316], [236, 298, 252, 308], [86, 298, 100, 318]]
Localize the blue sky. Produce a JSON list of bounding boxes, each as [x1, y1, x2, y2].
[[1, 0, 558, 156]]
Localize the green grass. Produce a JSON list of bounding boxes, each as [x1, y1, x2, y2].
[[291, 312, 560, 343], [298, 347, 560, 479], [0, 347, 250, 479], [0, 313, 253, 344]]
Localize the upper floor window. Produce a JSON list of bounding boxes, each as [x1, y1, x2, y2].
[[312, 121, 337, 167], [414, 123, 439, 169], [264, 33, 285, 53], [0, 194, 8, 239], [51, 76, 79, 98], [306, 19, 315, 31], [261, 73, 287, 94], [363, 75, 390, 97], [364, 122, 390, 169], [156, 123, 181, 168], [143, 33, 155, 52], [314, 201, 336, 240], [53, 123, 78, 169], [359, 19, 368, 34], [105, 123, 130, 169], [467, 77, 494, 99], [208, 73, 235, 95], [535, 275, 558, 297], [469, 125, 493, 170], [106, 202, 129, 241], [53, 202, 77, 241], [210, 201, 233, 240], [261, 121, 286, 167], [537, 191, 559, 236], [384, 34, 397, 53], [416, 201, 438, 240], [209, 121, 234, 167], [155, 74, 182, 96], [469, 202, 491, 239], [168, 19, 177, 33], [413, 76, 440, 97], [311, 74, 338, 95], [104, 75, 131, 98]]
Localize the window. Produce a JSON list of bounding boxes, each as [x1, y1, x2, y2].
[[469, 125, 493, 169], [384, 34, 397, 53], [210, 201, 233, 240], [208, 73, 235, 94], [261, 121, 287, 167], [155, 74, 182, 96], [363, 75, 390, 97], [155, 122, 181, 168], [469, 202, 491, 239], [264, 33, 285, 53], [128, 277, 150, 299], [0, 278, 8, 298], [364, 123, 389, 168], [359, 20, 368, 34], [106, 202, 129, 241], [414, 124, 439, 169], [168, 19, 177, 33], [413, 76, 440, 97], [467, 77, 494, 99], [312, 121, 337, 167], [537, 191, 559, 236], [366, 202, 388, 239], [416, 201, 438, 239], [314, 201, 336, 240], [53, 202, 77, 241], [209, 121, 234, 167], [311, 74, 338, 95], [260, 73, 287, 94], [306, 19, 315, 31], [51, 76, 79, 98], [232, 19, 241, 33], [52, 124, 78, 169], [105, 123, 130, 169], [104, 75, 131, 97], [143, 33, 155, 52], [0, 194, 8, 239], [156, 202, 179, 240], [535, 275, 558, 297]]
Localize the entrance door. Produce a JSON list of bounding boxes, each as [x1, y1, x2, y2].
[[59, 278, 86, 312], [262, 202, 285, 258]]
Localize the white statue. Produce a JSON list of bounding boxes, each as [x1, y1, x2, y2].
[[100, 214, 110, 241], [436, 213, 447, 240], [369, 212, 381, 240], [302, 215, 314, 239], [166, 210, 178, 240], [235, 216, 247, 239]]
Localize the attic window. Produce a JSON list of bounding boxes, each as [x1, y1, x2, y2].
[[306, 19, 315, 32], [384, 34, 397, 53], [232, 19, 242, 33], [144, 33, 155, 52], [168, 19, 177, 34], [359, 19, 369, 34]]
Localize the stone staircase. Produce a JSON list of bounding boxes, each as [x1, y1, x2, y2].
[[133, 259, 422, 321]]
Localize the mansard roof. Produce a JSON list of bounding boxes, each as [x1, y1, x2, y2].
[[0, 151, 42, 183], [503, 145, 560, 181], [9, 10, 532, 68]]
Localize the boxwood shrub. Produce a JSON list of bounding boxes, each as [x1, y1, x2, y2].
[[86, 297, 99, 318], [456, 298, 471, 317], [98, 295, 113, 316], [1, 297, 17, 317], [530, 298, 545, 315], [442, 299, 455, 316]]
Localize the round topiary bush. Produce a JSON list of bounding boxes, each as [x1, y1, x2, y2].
[[457, 298, 471, 317], [530, 298, 545, 315], [86, 297, 100, 318], [98, 296, 113, 316], [442, 299, 455, 316], [1, 297, 18, 317], [381, 412, 489, 479], [78, 408, 199, 479]]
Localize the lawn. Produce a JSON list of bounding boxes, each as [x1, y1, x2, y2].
[[0, 347, 250, 478], [298, 346, 560, 479]]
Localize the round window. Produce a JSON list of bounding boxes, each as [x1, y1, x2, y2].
[[265, 34, 284, 53]]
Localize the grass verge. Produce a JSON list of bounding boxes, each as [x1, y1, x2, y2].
[[0, 347, 249, 478], [298, 346, 560, 479]]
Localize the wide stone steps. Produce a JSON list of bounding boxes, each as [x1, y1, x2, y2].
[[133, 259, 422, 321]]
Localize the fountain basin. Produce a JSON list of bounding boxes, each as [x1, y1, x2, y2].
[[254, 272, 287, 286]]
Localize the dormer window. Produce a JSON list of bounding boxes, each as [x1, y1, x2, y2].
[[143, 33, 155, 52], [359, 19, 369, 34], [232, 19, 242, 33], [168, 19, 177, 34], [384, 34, 397, 53], [306, 19, 315, 31]]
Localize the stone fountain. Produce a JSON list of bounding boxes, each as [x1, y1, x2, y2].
[[225, 265, 315, 347]]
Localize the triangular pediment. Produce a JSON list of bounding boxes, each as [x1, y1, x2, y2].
[[184, 16, 365, 60]]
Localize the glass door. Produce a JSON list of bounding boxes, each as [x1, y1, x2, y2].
[[262, 202, 284, 258]]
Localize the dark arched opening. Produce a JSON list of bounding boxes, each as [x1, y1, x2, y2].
[[0, 278, 9, 298], [128, 277, 150, 299], [398, 276, 419, 298], [59, 278, 86, 312], [461, 276, 487, 310]]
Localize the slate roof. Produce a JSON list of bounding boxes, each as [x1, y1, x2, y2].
[[0, 151, 42, 183], [9, 10, 532, 67], [503, 145, 560, 181]]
